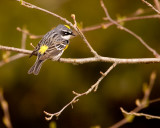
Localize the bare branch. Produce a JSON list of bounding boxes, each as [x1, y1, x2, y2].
[[16, 0, 73, 27], [142, 0, 160, 14], [60, 57, 160, 64], [100, 0, 160, 58], [81, 14, 160, 32], [44, 63, 117, 120], [30, 43, 35, 48], [71, 14, 99, 57], [0, 88, 12, 128], [1, 45, 160, 65], [121, 107, 160, 120], [110, 71, 157, 128], [71, 14, 77, 27], [20, 14, 160, 38], [142, 71, 156, 103], [150, 98, 160, 104]]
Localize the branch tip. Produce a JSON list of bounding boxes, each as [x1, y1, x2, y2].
[[135, 99, 141, 107], [72, 91, 80, 96], [71, 14, 75, 19], [44, 111, 54, 121], [121, 106, 160, 120], [150, 71, 156, 81], [100, 71, 105, 76], [30, 43, 35, 48], [71, 14, 77, 27], [16, 27, 21, 31]]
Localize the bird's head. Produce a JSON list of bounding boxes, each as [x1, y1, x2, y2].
[[56, 24, 75, 40]]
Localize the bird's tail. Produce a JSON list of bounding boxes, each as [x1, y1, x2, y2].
[[28, 59, 45, 75]]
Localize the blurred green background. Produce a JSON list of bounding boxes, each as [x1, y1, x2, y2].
[[0, 0, 160, 128]]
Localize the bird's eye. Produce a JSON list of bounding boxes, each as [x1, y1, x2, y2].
[[61, 30, 71, 36]]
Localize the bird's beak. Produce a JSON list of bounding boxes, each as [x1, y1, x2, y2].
[[71, 32, 76, 36]]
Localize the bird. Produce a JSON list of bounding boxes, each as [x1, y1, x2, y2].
[[28, 24, 75, 75]]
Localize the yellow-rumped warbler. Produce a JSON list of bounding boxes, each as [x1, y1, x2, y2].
[[28, 24, 75, 75]]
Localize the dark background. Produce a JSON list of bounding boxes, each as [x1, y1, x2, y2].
[[0, 0, 160, 128]]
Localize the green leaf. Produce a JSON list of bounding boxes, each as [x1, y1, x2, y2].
[[116, 14, 126, 26]]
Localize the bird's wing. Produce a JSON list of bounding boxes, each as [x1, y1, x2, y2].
[[46, 40, 68, 53], [29, 30, 56, 57], [38, 40, 68, 60]]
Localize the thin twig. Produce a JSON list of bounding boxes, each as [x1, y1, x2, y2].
[[16, 0, 73, 26], [44, 63, 117, 120], [110, 71, 157, 128], [100, 0, 160, 58], [71, 14, 77, 27], [142, 70, 156, 103], [0, 88, 13, 128], [150, 98, 160, 104], [30, 43, 35, 48], [121, 107, 160, 120], [142, 0, 160, 14], [71, 14, 99, 57], [81, 14, 160, 32], [16, 0, 99, 57], [19, 14, 160, 38]]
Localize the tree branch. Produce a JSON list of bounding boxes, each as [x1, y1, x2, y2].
[[110, 71, 157, 128], [121, 107, 160, 120], [44, 62, 117, 120], [60, 57, 160, 64], [71, 14, 99, 57], [81, 14, 160, 32], [100, 0, 160, 58], [1, 45, 160, 65], [18, 14, 160, 39]]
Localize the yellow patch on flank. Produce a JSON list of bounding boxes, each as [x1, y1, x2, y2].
[[38, 45, 48, 54], [64, 25, 70, 29], [63, 45, 68, 51]]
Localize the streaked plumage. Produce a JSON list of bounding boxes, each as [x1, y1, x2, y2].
[[28, 24, 74, 75]]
